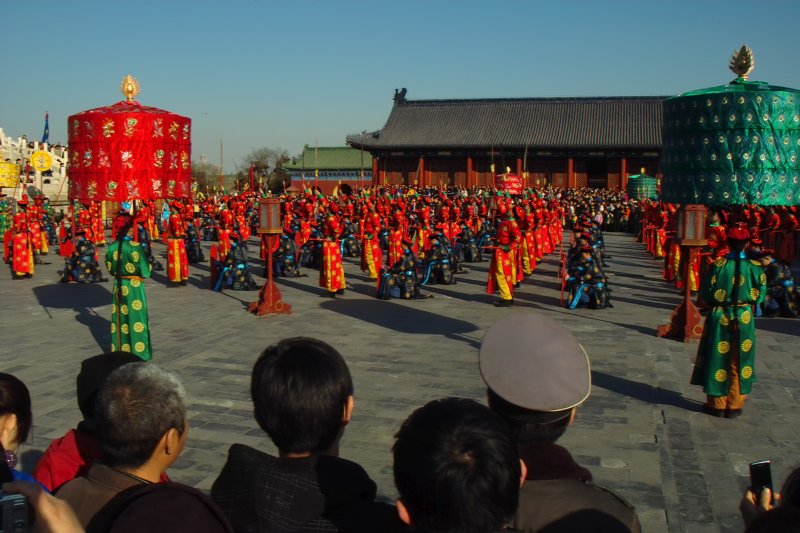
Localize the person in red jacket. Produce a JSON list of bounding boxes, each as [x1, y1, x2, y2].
[[487, 204, 522, 307]]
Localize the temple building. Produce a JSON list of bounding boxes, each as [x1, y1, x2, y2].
[[347, 90, 667, 190], [284, 145, 372, 194]]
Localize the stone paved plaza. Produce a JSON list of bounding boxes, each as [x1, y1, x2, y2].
[[2, 232, 798, 533]]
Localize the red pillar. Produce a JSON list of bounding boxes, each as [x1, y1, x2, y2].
[[567, 157, 575, 188], [516, 157, 523, 187], [620, 157, 628, 192], [372, 157, 379, 188], [467, 156, 473, 188], [418, 156, 425, 188]]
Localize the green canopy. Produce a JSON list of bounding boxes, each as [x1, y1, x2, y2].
[[626, 173, 659, 201], [661, 78, 800, 206]]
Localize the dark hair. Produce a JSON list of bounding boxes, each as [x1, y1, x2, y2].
[[487, 389, 571, 445], [781, 466, 800, 509], [96, 363, 186, 469], [745, 507, 800, 533], [393, 398, 520, 533], [0, 373, 32, 447], [251, 337, 353, 454]]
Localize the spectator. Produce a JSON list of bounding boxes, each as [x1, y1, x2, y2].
[[392, 397, 521, 533], [56, 363, 188, 528], [479, 313, 640, 532], [741, 465, 800, 528], [212, 337, 400, 533], [0, 372, 38, 486], [34, 351, 141, 492]]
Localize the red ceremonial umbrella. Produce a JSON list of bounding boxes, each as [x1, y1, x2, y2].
[[67, 75, 192, 202]]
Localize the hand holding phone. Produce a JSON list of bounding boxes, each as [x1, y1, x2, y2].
[[749, 460, 774, 505]]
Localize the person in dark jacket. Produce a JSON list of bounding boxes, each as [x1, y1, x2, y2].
[[211, 337, 401, 533]]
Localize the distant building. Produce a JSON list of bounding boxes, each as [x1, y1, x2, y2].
[[284, 145, 372, 194], [347, 92, 667, 190]]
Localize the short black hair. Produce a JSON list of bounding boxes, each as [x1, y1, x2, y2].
[[0, 373, 32, 446], [393, 398, 520, 533], [487, 389, 571, 445], [251, 337, 353, 454], [96, 363, 187, 469]]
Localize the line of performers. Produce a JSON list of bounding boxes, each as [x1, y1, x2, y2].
[[644, 202, 799, 319]]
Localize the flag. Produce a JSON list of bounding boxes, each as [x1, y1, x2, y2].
[[41, 112, 50, 144]]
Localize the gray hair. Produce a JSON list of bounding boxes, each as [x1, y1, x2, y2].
[[96, 362, 187, 469]]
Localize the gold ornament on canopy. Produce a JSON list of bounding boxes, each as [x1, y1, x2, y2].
[[120, 74, 141, 102], [728, 45, 754, 80]]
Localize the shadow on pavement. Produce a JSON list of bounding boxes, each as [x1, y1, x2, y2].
[[321, 298, 478, 338], [591, 370, 702, 411], [33, 283, 111, 350], [756, 318, 800, 337]]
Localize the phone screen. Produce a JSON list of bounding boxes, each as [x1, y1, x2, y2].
[[749, 460, 774, 505]]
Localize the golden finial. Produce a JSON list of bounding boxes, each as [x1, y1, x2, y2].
[[120, 74, 141, 102], [729, 45, 754, 80], [640, 167, 646, 175]]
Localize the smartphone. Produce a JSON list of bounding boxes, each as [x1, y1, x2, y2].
[[749, 460, 774, 505]]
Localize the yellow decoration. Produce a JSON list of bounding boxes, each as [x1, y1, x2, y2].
[[711, 275, 717, 284], [111, 304, 117, 314], [760, 273, 767, 285], [741, 339, 753, 352], [134, 322, 145, 333], [750, 288, 760, 300], [121, 324, 129, 334], [30, 151, 52, 172], [125, 262, 136, 274], [741, 366, 753, 379], [110, 323, 116, 333], [132, 300, 143, 311], [112, 251, 119, 261], [134, 342, 146, 353], [120, 74, 141, 102], [122, 344, 131, 352], [121, 285, 129, 296], [720, 315, 730, 326], [717, 341, 730, 354], [714, 289, 726, 302], [741, 310, 752, 325], [130, 278, 141, 287], [715, 369, 728, 382], [0, 162, 20, 187], [132, 251, 140, 262], [121, 304, 129, 315]]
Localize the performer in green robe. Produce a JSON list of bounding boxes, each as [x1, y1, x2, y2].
[[691, 225, 766, 419], [105, 213, 152, 361]]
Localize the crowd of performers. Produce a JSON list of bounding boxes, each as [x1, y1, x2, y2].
[[3, 188, 797, 364], [641, 201, 800, 318]]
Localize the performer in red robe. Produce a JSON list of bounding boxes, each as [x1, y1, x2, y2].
[[166, 202, 189, 285], [319, 210, 346, 297], [4, 210, 34, 279], [361, 207, 383, 280], [486, 205, 521, 307]]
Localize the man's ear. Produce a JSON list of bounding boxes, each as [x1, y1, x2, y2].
[[342, 395, 354, 424], [396, 499, 412, 526], [0, 413, 18, 449], [163, 427, 181, 456], [519, 458, 528, 488]]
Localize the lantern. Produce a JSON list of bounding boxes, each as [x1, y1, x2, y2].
[[258, 198, 282, 234], [675, 204, 708, 246]]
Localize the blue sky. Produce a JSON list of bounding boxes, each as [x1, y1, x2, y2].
[[2, 0, 798, 172]]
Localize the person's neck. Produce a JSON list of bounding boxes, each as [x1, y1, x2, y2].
[[117, 463, 162, 483]]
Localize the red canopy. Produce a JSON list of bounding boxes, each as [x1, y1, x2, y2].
[[67, 99, 191, 201]]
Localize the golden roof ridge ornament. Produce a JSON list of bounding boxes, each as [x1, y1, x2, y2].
[[120, 74, 141, 102], [729, 45, 754, 81]]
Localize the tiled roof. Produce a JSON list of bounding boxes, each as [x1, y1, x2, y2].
[[284, 146, 372, 171], [347, 96, 668, 151]]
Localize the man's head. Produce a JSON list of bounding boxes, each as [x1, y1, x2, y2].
[[251, 337, 353, 454], [480, 313, 591, 445], [393, 398, 521, 533], [96, 363, 188, 471]]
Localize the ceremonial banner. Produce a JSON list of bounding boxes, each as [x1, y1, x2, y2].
[[0, 162, 20, 188], [30, 150, 53, 172], [495, 173, 522, 195]]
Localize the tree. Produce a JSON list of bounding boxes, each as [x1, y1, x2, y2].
[[240, 147, 290, 193], [191, 160, 223, 192]]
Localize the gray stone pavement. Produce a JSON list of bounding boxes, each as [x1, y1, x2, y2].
[[1, 232, 799, 532]]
